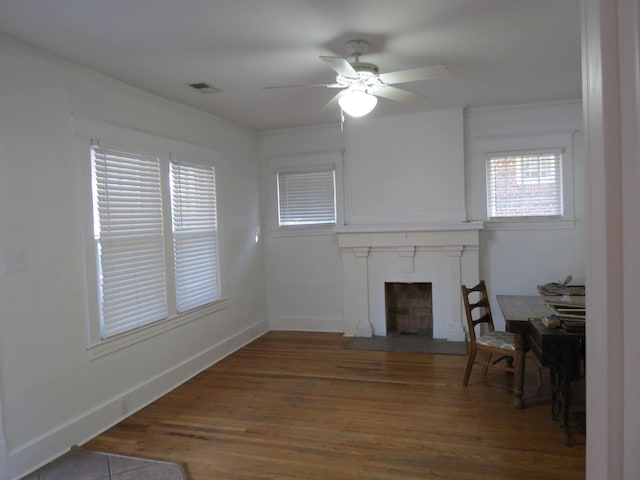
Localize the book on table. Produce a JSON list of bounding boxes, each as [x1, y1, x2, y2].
[[542, 314, 562, 328], [537, 281, 586, 332]]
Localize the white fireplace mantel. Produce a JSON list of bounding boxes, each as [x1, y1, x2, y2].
[[336, 222, 483, 340]]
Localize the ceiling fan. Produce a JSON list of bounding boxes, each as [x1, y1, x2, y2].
[[265, 39, 449, 117]]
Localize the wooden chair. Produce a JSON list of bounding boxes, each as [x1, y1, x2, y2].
[[461, 281, 517, 386]]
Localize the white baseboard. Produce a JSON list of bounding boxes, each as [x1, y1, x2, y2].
[[0, 437, 7, 480], [8, 318, 269, 480], [268, 316, 344, 333]]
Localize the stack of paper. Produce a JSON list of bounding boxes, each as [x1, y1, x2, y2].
[[542, 295, 586, 320]]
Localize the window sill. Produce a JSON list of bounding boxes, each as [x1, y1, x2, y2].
[[87, 297, 228, 360], [270, 225, 338, 238], [484, 218, 576, 231]]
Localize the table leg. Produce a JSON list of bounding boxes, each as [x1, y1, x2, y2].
[[559, 341, 581, 445], [551, 363, 575, 445], [513, 331, 526, 409]]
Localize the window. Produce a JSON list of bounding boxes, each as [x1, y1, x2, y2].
[[90, 143, 220, 341], [267, 150, 344, 234], [277, 168, 337, 227], [92, 145, 168, 338], [486, 150, 563, 219], [170, 162, 220, 312]]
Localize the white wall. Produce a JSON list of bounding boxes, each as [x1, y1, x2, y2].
[[465, 101, 585, 329], [260, 125, 347, 332], [261, 103, 584, 334], [0, 38, 267, 479], [259, 110, 466, 333], [347, 109, 465, 225]]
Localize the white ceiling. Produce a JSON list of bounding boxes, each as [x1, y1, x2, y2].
[[0, 0, 582, 131]]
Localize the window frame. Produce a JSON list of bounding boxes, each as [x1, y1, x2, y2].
[[472, 132, 576, 230], [75, 116, 227, 358], [486, 148, 564, 220], [266, 150, 344, 235], [276, 166, 337, 227], [91, 143, 170, 339], [170, 160, 221, 313]]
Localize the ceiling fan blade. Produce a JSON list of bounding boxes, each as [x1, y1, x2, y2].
[[320, 91, 343, 112], [378, 65, 449, 85], [374, 86, 426, 103], [263, 83, 342, 90], [320, 56, 358, 78]]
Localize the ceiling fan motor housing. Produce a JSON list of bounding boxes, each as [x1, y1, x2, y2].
[[344, 39, 379, 76]]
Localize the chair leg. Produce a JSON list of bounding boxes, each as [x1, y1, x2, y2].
[[463, 347, 477, 386], [483, 353, 492, 376], [537, 366, 543, 387]]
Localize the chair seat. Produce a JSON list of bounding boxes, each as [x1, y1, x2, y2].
[[476, 331, 516, 351]]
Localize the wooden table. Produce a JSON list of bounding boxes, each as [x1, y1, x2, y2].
[[495, 295, 553, 408]]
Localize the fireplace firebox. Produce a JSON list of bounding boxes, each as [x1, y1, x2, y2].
[[385, 282, 433, 336]]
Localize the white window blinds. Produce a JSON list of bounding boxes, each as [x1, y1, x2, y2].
[[170, 161, 220, 312], [277, 169, 336, 226], [91, 146, 168, 338], [487, 151, 563, 218]]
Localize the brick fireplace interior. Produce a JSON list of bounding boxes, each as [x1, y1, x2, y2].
[[385, 282, 433, 336]]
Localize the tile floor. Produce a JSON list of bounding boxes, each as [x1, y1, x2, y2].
[[22, 449, 188, 480]]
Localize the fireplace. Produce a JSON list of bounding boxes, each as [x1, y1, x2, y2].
[[336, 223, 483, 340], [385, 282, 432, 336]]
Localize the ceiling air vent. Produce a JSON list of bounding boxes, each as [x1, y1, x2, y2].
[[188, 82, 222, 94]]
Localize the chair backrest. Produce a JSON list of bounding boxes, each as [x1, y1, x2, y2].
[[461, 281, 495, 342]]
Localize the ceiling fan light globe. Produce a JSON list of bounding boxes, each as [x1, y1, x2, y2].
[[338, 91, 377, 117]]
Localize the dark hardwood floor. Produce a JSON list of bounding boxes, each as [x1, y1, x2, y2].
[[83, 331, 585, 479]]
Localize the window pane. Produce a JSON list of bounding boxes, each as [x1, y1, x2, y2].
[[487, 152, 563, 218], [91, 146, 168, 338], [277, 169, 336, 226], [170, 161, 220, 312]]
